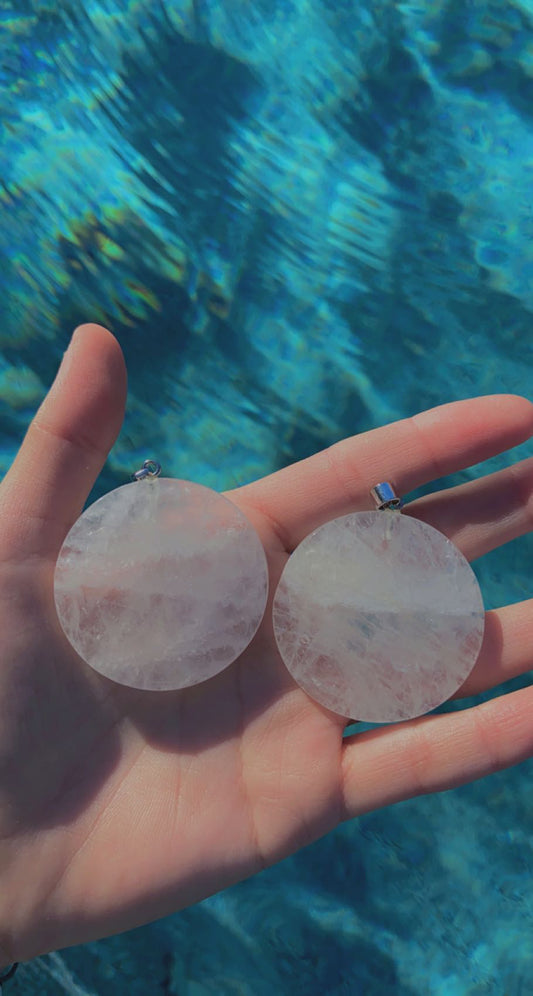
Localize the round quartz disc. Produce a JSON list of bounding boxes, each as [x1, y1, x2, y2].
[[54, 479, 268, 691], [273, 511, 484, 723]]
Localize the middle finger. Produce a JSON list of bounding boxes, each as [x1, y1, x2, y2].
[[405, 455, 533, 563]]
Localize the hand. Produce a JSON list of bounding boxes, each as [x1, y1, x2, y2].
[[0, 324, 532, 965]]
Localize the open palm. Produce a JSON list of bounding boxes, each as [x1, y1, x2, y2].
[[1, 324, 532, 967]]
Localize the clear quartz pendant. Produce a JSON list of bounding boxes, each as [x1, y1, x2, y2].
[[54, 464, 269, 691], [273, 484, 485, 723]]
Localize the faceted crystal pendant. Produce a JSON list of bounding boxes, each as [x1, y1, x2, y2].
[[54, 478, 269, 691], [273, 511, 484, 723]]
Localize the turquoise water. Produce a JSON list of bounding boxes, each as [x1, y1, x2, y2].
[[2, 1, 533, 993]]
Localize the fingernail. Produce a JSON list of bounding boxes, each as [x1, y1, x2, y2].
[[51, 328, 79, 388], [63, 325, 84, 361]]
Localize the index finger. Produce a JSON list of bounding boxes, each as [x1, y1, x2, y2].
[[233, 395, 533, 551]]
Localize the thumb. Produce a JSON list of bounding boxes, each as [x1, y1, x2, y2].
[[0, 323, 127, 560]]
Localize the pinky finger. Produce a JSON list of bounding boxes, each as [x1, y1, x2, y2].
[[340, 684, 533, 819]]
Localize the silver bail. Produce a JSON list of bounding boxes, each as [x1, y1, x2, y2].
[[370, 482, 403, 510], [131, 459, 162, 482]]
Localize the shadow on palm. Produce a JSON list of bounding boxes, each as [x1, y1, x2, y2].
[[0, 529, 339, 842]]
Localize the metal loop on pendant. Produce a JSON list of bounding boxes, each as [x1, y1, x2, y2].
[[131, 459, 162, 482], [370, 482, 403, 510]]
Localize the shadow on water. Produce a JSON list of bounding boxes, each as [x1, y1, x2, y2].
[[13, 883, 421, 996]]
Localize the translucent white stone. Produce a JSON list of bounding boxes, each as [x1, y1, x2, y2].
[[273, 511, 484, 723], [54, 479, 268, 690]]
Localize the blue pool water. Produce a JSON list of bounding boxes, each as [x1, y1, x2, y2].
[[2, 1, 533, 993]]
